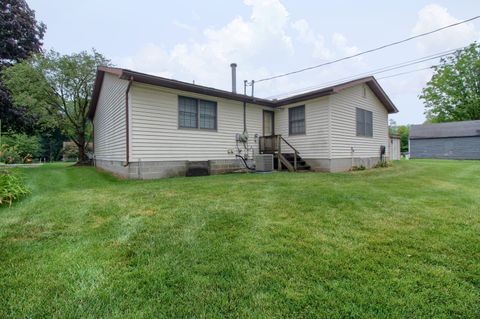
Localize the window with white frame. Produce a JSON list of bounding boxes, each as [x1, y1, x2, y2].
[[179, 96, 217, 130]]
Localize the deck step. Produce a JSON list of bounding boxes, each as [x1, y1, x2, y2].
[[273, 153, 311, 172]]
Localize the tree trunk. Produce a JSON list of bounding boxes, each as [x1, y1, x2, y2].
[[77, 132, 88, 164]]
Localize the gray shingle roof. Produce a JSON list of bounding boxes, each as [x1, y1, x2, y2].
[[410, 120, 480, 139]]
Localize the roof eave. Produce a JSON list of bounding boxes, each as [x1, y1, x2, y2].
[[274, 88, 335, 107], [88, 68, 398, 121], [119, 69, 274, 107], [87, 69, 107, 120], [365, 78, 398, 114]]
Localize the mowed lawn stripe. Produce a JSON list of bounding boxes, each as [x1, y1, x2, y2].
[[0, 160, 479, 318]]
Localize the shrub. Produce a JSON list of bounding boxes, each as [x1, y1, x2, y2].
[[374, 160, 392, 168], [0, 144, 21, 164], [351, 165, 366, 171], [0, 133, 42, 163], [0, 171, 30, 206]]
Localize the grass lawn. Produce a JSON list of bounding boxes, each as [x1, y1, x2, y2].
[[0, 160, 479, 318]]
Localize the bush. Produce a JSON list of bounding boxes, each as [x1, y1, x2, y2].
[[374, 160, 392, 168], [0, 171, 30, 206], [351, 165, 366, 171], [0, 144, 21, 164], [0, 132, 43, 163]]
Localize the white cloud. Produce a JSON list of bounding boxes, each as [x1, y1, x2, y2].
[[117, 0, 295, 91], [291, 20, 361, 60], [382, 3, 480, 119], [382, 68, 434, 96], [291, 19, 332, 59], [115, 0, 364, 96], [173, 21, 197, 33], [412, 4, 479, 54], [332, 32, 361, 56]]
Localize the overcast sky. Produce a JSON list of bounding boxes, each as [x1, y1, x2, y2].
[[27, 0, 480, 124]]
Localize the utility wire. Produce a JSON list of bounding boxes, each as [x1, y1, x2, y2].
[[266, 46, 462, 99], [255, 15, 479, 83], [377, 66, 433, 80]]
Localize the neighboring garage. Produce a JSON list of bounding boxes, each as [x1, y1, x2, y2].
[[410, 120, 480, 160]]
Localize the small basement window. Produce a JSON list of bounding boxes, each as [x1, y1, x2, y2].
[[289, 105, 305, 135], [179, 96, 217, 130], [356, 108, 373, 137]]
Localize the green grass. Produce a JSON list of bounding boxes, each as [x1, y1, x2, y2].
[[0, 160, 479, 318]]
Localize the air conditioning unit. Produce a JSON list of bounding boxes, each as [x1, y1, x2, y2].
[[255, 154, 274, 172]]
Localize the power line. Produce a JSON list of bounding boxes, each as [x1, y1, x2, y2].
[[266, 46, 462, 99], [377, 66, 433, 80], [255, 15, 479, 83]]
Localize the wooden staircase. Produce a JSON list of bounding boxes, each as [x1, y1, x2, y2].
[[259, 135, 311, 172], [275, 153, 311, 171]]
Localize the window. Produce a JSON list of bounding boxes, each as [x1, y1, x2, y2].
[[289, 105, 305, 135], [179, 96, 217, 130], [356, 108, 373, 137], [199, 100, 216, 129], [179, 97, 198, 128]]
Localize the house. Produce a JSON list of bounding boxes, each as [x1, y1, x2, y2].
[[88, 65, 398, 179], [410, 120, 480, 160]]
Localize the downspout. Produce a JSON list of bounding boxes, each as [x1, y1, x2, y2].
[[124, 76, 133, 167], [92, 122, 95, 167], [243, 79, 247, 133], [243, 102, 247, 132]]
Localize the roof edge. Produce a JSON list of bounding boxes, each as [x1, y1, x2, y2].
[[88, 67, 398, 120]]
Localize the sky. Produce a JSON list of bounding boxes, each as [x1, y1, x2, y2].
[[27, 0, 480, 125]]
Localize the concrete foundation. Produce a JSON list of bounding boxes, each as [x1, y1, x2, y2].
[[96, 156, 383, 179], [95, 158, 247, 179], [305, 157, 383, 172]]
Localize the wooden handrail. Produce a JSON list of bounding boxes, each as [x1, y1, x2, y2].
[[259, 134, 300, 171], [280, 136, 300, 155]]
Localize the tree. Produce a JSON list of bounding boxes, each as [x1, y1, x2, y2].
[[420, 42, 480, 123], [2, 50, 110, 163], [397, 125, 410, 153], [0, 0, 46, 133]]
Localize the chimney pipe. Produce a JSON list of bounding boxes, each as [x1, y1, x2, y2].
[[230, 63, 237, 93]]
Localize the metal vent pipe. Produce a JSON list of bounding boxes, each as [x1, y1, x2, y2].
[[230, 63, 237, 93]]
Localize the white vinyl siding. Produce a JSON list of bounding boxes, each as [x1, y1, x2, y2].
[[94, 76, 390, 165], [330, 85, 389, 158], [275, 97, 330, 159], [129, 83, 270, 161], [93, 73, 129, 161]]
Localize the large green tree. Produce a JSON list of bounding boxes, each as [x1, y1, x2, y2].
[[420, 42, 480, 123], [0, 0, 46, 133], [2, 50, 110, 163]]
